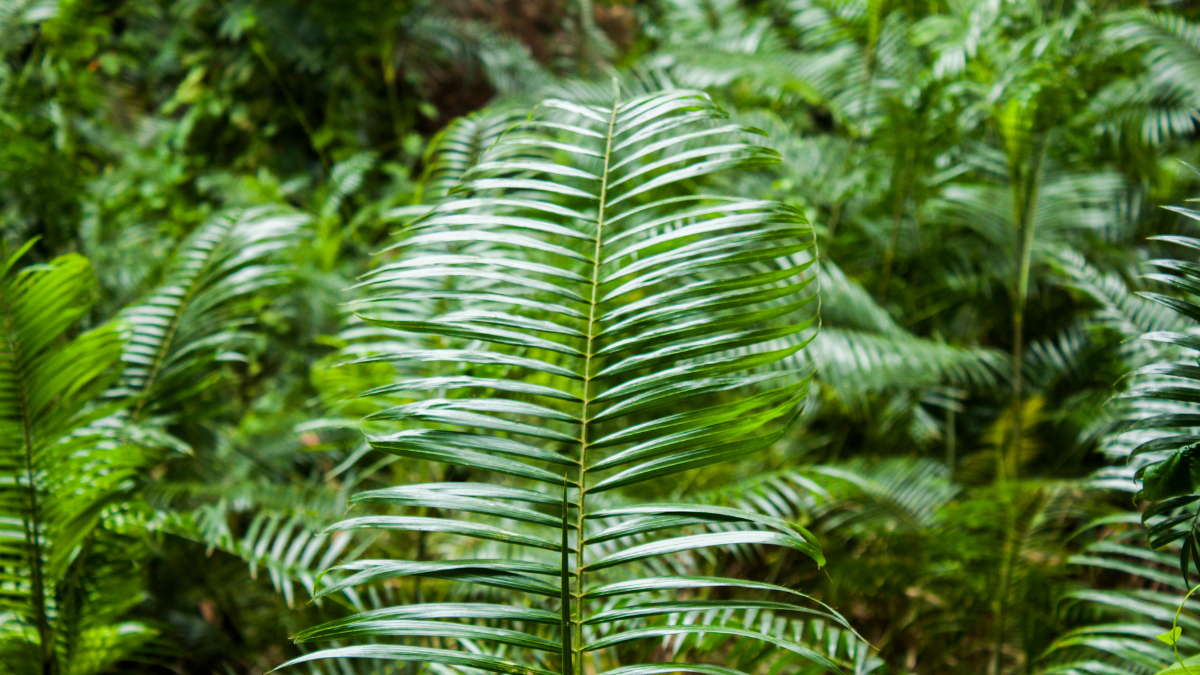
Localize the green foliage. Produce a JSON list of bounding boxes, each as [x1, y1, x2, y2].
[[1100, 221, 1200, 581], [0, 246, 155, 674], [5, 0, 1200, 673], [280, 87, 838, 675], [116, 206, 307, 421]]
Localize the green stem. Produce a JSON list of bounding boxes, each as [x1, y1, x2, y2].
[[990, 505, 1014, 675], [576, 0, 596, 77], [570, 86, 620, 675], [946, 405, 956, 473], [1006, 134, 1046, 485], [1167, 583, 1200, 675], [826, 201, 843, 238], [859, 42, 875, 135], [879, 159, 908, 301], [380, 30, 405, 149], [560, 475, 573, 675], [12, 29, 44, 99]]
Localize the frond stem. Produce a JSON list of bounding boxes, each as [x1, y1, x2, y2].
[[572, 92, 620, 675]]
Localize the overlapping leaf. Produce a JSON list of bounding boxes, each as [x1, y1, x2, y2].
[[1116, 226, 1200, 580]]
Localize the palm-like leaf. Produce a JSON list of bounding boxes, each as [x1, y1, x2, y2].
[[0, 245, 156, 674], [806, 258, 1006, 410], [322, 107, 534, 411], [1051, 247, 1180, 341], [1094, 10, 1200, 143], [281, 88, 838, 675], [652, 0, 916, 134], [1039, 522, 1185, 675], [1104, 210, 1200, 581], [811, 328, 1003, 402], [167, 108, 529, 622], [116, 205, 306, 420], [158, 480, 357, 609], [662, 609, 885, 675], [419, 108, 529, 203]]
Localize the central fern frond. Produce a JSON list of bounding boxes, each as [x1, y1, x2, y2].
[[280, 88, 839, 675]]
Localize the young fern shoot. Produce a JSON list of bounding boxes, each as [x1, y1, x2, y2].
[[281, 88, 840, 675]]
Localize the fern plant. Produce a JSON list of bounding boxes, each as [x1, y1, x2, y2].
[[1039, 519, 1188, 675], [116, 205, 305, 422], [279, 88, 843, 674], [0, 244, 160, 674], [1121, 218, 1200, 580]]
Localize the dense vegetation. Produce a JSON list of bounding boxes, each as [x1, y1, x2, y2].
[[7, 0, 1200, 673]]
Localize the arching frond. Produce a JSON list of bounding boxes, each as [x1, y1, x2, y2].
[[1106, 225, 1200, 583], [419, 108, 529, 204], [1039, 526, 1184, 675], [405, 15, 546, 97], [817, 259, 904, 336], [1052, 248, 1182, 349], [0, 246, 157, 674], [662, 609, 885, 675], [811, 328, 1005, 404], [116, 206, 306, 420], [280, 88, 846, 675], [152, 479, 358, 609], [806, 458, 960, 533], [1097, 10, 1200, 144]]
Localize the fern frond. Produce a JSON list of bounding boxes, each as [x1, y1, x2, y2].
[[1040, 527, 1186, 675], [282, 88, 845, 675], [419, 108, 529, 204], [806, 458, 960, 533], [0, 246, 157, 674], [811, 328, 1005, 403], [1098, 9, 1200, 143], [1095, 227, 1200, 586], [116, 206, 306, 420], [165, 500, 357, 609]]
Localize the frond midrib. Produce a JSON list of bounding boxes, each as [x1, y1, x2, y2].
[[571, 93, 621, 675]]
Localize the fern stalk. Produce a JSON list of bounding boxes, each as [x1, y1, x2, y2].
[[1004, 130, 1048, 487], [570, 92, 619, 675]]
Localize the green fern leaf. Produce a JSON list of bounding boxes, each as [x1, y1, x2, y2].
[[116, 205, 306, 420], [281, 88, 831, 675], [0, 247, 156, 674]]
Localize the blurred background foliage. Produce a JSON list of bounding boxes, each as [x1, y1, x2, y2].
[[5, 0, 1200, 672]]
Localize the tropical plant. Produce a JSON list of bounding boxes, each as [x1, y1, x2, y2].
[[1111, 221, 1200, 581], [0, 244, 158, 674], [1098, 9, 1200, 145], [1032, 202, 1200, 675], [275, 87, 853, 675], [114, 206, 306, 423], [1038, 516, 1188, 675], [8, 0, 1200, 671]]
